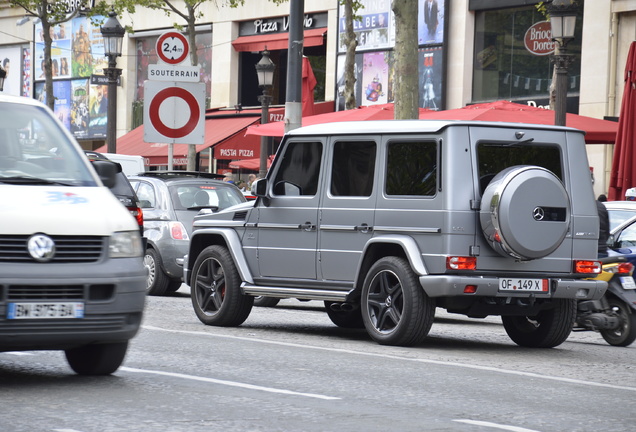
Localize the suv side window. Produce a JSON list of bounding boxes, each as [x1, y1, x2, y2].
[[386, 140, 437, 196], [272, 141, 322, 196], [331, 140, 376, 197]]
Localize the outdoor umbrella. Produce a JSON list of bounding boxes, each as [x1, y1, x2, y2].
[[609, 42, 636, 201]]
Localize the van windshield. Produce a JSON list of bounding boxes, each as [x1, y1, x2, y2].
[[0, 102, 97, 186]]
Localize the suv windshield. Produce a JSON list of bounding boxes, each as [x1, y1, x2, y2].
[[0, 102, 97, 186]]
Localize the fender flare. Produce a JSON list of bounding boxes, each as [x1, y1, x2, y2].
[[190, 228, 254, 284]]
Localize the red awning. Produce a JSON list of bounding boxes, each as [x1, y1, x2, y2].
[[232, 28, 326, 52]]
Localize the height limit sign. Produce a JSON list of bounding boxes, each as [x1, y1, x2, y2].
[[156, 31, 189, 65]]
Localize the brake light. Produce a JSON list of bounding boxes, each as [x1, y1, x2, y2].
[[128, 206, 143, 228], [614, 262, 634, 275], [574, 260, 601, 274], [447, 256, 477, 270], [170, 222, 190, 240]]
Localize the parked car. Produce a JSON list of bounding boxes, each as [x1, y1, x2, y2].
[[85, 151, 144, 235], [0, 95, 145, 375], [603, 200, 636, 230], [608, 215, 636, 267], [128, 171, 247, 295]]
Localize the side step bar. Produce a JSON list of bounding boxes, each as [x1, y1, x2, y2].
[[241, 284, 350, 302]]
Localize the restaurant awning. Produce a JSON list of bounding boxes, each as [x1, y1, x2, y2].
[[232, 28, 327, 52]]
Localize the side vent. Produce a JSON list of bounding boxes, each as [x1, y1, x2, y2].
[[233, 211, 248, 221]]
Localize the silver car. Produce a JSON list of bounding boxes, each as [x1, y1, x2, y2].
[[129, 172, 246, 295]]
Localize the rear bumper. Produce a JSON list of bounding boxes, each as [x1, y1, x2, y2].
[[419, 275, 607, 300]]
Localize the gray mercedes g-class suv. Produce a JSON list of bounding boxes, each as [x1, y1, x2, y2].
[[184, 120, 606, 348]]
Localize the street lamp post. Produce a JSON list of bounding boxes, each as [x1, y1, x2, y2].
[[549, 0, 578, 127], [100, 11, 125, 154], [255, 49, 276, 179]]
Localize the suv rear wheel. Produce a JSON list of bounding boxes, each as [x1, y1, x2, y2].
[[191, 245, 253, 326], [502, 299, 576, 348], [361, 257, 435, 346]]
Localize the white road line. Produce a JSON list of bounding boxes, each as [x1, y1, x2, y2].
[[120, 366, 340, 400], [454, 419, 541, 432], [142, 325, 636, 393], [3, 352, 35, 356]]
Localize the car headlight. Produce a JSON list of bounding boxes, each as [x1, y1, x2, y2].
[[109, 231, 143, 258]]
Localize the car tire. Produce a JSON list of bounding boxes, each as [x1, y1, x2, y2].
[[191, 245, 253, 326], [502, 299, 576, 348], [361, 256, 435, 346], [253, 296, 280, 307], [144, 248, 170, 296], [600, 296, 636, 347], [325, 301, 365, 329], [166, 279, 183, 293], [65, 342, 128, 375]]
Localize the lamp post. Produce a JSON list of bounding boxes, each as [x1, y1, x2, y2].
[[549, 0, 578, 126], [100, 11, 125, 153], [255, 49, 275, 179]]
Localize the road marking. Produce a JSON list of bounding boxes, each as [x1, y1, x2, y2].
[[3, 352, 35, 356], [454, 420, 541, 432], [142, 325, 636, 393], [120, 366, 340, 400]]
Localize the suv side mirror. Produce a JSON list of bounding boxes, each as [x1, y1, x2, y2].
[[91, 160, 118, 189], [253, 178, 268, 197]]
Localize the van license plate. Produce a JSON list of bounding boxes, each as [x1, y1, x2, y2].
[[6, 302, 84, 319], [499, 278, 548, 292], [619, 276, 636, 290]]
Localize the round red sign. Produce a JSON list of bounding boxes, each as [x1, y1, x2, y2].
[[148, 87, 200, 139], [524, 21, 555, 56], [156, 31, 189, 65]]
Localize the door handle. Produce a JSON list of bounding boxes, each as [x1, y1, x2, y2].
[[299, 222, 316, 232], [354, 223, 373, 234]]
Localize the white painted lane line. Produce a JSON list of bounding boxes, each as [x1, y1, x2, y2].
[[53, 429, 85, 432], [454, 419, 541, 432], [3, 352, 35, 356], [120, 366, 340, 400], [142, 325, 636, 393]]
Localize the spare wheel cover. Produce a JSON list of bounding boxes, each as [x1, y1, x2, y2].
[[480, 166, 570, 260]]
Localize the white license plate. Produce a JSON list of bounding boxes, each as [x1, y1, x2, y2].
[[499, 278, 549, 292], [6, 302, 84, 319], [619, 276, 636, 290]]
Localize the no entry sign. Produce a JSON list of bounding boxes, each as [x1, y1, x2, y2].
[[143, 81, 205, 144]]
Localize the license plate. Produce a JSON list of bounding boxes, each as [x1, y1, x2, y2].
[[6, 302, 84, 319], [499, 278, 549, 292], [619, 276, 636, 290]]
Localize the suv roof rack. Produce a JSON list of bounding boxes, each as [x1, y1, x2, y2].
[[138, 171, 225, 180]]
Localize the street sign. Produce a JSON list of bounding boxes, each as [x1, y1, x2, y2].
[[148, 64, 200, 82], [143, 81, 205, 144], [156, 31, 190, 65]]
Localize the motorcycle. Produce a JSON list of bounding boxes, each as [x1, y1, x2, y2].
[[575, 256, 636, 346]]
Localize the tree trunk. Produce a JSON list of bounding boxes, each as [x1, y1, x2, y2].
[[392, 0, 419, 120], [39, 1, 54, 111], [343, 0, 358, 110]]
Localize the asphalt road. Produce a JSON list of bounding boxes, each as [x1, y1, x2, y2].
[[1, 285, 635, 432]]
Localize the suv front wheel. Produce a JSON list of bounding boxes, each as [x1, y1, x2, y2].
[[361, 256, 435, 346], [191, 245, 253, 326]]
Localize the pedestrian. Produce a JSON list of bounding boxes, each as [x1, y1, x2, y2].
[[247, 173, 256, 191], [597, 194, 609, 258]]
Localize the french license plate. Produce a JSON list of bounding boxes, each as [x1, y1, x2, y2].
[[499, 278, 549, 292], [619, 276, 636, 290], [6, 302, 84, 319]]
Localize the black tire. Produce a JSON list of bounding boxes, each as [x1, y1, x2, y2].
[[144, 248, 170, 296], [502, 299, 576, 348], [166, 279, 183, 293], [191, 245, 253, 326], [600, 297, 636, 347], [361, 257, 435, 346], [324, 301, 365, 329], [65, 342, 128, 375], [253, 296, 280, 307]]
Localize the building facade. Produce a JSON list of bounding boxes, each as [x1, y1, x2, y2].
[[0, 0, 633, 196]]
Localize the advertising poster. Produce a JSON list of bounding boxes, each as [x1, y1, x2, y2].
[[418, 46, 444, 110], [338, 0, 395, 53], [418, 0, 445, 45], [361, 51, 390, 106], [70, 79, 90, 139], [22, 47, 31, 97], [88, 83, 108, 138], [54, 80, 72, 130], [0, 46, 22, 96], [335, 53, 363, 111]]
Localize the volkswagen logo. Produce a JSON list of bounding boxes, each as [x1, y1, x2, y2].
[[532, 207, 545, 221], [27, 234, 56, 262]]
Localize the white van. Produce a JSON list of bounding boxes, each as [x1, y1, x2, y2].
[[102, 152, 146, 177], [0, 95, 146, 375]]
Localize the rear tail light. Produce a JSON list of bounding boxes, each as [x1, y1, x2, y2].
[[128, 206, 143, 228], [170, 222, 190, 240], [604, 261, 634, 275], [447, 256, 477, 270], [574, 260, 601, 274]]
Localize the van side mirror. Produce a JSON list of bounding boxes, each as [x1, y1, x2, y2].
[[91, 160, 118, 189], [253, 178, 268, 197]]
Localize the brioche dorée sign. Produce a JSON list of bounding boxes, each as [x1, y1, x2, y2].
[[524, 21, 556, 56]]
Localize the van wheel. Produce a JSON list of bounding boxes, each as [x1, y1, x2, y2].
[[325, 301, 365, 328], [253, 296, 280, 307], [65, 342, 128, 375], [361, 257, 435, 346], [191, 245, 253, 326], [144, 248, 170, 296], [502, 299, 576, 348]]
